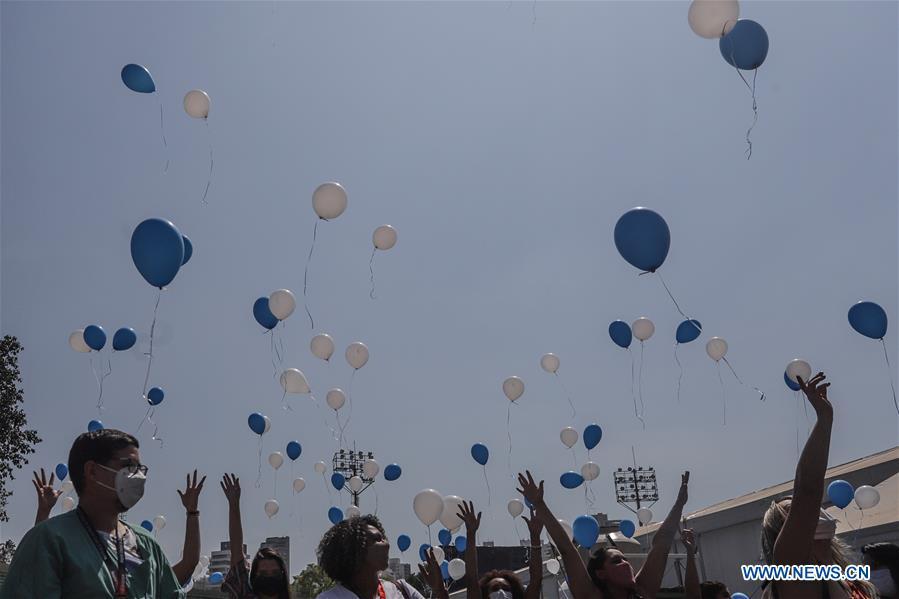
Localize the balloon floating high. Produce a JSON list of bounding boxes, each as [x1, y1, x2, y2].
[[88, 420, 103, 432], [560, 471, 585, 489], [455, 536, 467, 553], [854, 485, 880, 510], [614, 208, 670, 273], [183, 90, 210, 119], [785, 359, 811, 385], [83, 326, 107, 352], [112, 328, 137, 351], [328, 507, 344, 524], [331, 472, 346, 490], [413, 489, 444, 526], [304, 182, 348, 329], [827, 480, 854, 509], [286, 441, 302, 461], [438, 529, 452, 546], [253, 298, 278, 331], [121, 64, 156, 94], [573, 515, 599, 547], [397, 535, 411, 552], [370, 225, 398, 299], [269, 290, 296, 321], [688, 0, 739, 38], [608, 320, 633, 349], [147, 387, 164, 406], [619, 519, 636, 538], [140, 520, 153, 532], [784, 371, 801, 392], [69, 330, 91, 353], [471, 443, 489, 466], [55, 463, 68, 480], [676, 320, 702, 344], [384, 464, 402, 481], [847, 301, 896, 414], [311, 334, 335, 361], [181, 236, 193, 266], [248, 413, 266, 435], [720, 20, 769, 70], [131, 219, 185, 289], [583, 424, 602, 451]]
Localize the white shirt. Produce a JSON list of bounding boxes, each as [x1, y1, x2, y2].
[[317, 581, 426, 599]]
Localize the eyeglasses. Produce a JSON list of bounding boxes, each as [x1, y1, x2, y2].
[[114, 459, 149, 476]]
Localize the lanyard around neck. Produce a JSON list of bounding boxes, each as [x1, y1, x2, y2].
[[76, 507, 128, 597]]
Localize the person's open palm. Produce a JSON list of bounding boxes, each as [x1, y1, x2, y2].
[[178, 470, 206, 512], [457, 500, 481, 533], [32, 469, 62, 512], [220, 473, 241, 504], [516, 471, 544, 507], [798, 372, 833, 418]]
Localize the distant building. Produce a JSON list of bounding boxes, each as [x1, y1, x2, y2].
[[209, 541, 247, 575], [260, 536, 290, 575], [388, 557, 412, 579]]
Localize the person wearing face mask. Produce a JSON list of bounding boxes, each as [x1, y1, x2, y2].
[[759, 373, 876, 599], [862, 543, 899, 598], [516, 469, 690, 599], [219, 474, 291, 599], [0, 429, 185, 598], [316, 514, 423, 599]]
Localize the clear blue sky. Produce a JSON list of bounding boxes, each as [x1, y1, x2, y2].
[[2, 0, 896, 575]]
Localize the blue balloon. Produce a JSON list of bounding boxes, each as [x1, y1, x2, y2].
[[440, 561, 450, 580], [286, 441, 302, 461], [331, 472, 346, 490], [827, 480, 854, 509], [719, 19, 769, 70], [614, 208, 671, 273], [181, 235, 193, 266], [619, 519, 636, 538], [88, 419, 104, 432], [675, 320, 703, 344], [731, 594, 750, 599], [384, 464, 402, 481], [83, 325, 107, 351], [208, 572, 224, 585], [471, 443, 489, 466], [248, 412, 265, 435], [253, 297, 278, 330], [523, 496, 533, 510], [140, 519, 154, 532], [583, 424, 602, 450], [130, 219, 184, 289], [55, 463, 68, 480], [848, 301, 888, 340], [438, 529, 451, 546], [454, 535, 467, 553], [784, 371, 801, 392], [121, 64, 156, 94], [328, 507, 344, 524], [397, 535, 411, 552], [147, 387, 164, 406], [609, 320, 633, 349], [419, 544, 431, 562], [560, 471, 585, 489], [112, 327, 137, 351], [573, 515, 600, 547]]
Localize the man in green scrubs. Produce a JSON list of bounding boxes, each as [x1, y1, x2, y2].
[[1, 429, 185, 598]]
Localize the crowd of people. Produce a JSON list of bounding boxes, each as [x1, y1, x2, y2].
[[2, 372, 897, 599]]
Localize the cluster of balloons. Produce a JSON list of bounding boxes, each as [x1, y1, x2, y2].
[[253, 289, 297, 330], [412, 490, 466, 530], [69, 326, 137, 353], [247, 412, 273, 435], [131, 218, 192, 289], [686, 2, 768, 70], [122, 64, 211, 118], [826, 479, 881, 511]]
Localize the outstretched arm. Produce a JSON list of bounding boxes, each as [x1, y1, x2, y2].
[[523, 508, 544, 599], [774, 373, 834, 565], [457, 500, 482, 599], [517, 471, 600, 599], [172, 470, 206, 585], [418, 548, 449, 599], [681, 527, 700, 599], [636, 471, 689, 598], [220, 473, 244, 566], [33, 469, 62, 525]]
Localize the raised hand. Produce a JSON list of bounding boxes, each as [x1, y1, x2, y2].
[[680, 528, 696, 554], [516, 471, 544, 507], [523, 507, 544, 539], [220, 473, 241, 504], [418, 548, 446, 593], [675, 471, 690, 506], [797, 372, 833, 418], [178, 470, 206, 512], [457, 500, 481, 533], [32, 469, 62, 514]]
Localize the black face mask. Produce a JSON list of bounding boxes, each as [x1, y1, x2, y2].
[[252, 574, 283, 595]]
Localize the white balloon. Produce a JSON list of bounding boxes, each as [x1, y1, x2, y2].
[[560, 427, 578, 449], [581, 462, 600, 481], [413, 489, 444, 526], [280, 368, 310, 394], [312, 182, 348, 220], [431, 547, 445, 563], [60, 481, 74, 494], [546, 559, 560, 575], [637, 508, 653, 525], [348, 476, 364, 492], [62, 496, 75, 511], [558, 519, 573, 541], [854, 485, 880, 510], [311, 334, 335, 361], [346, 342, 369, 370], [268, 452, 284, 470], [503, 376, 524, 402], [541, 353, 560, 374], [153, 515, 167, 531], [326, 388, 347, 411], [440, 495, 465, 530], [373, 225, 398, 251], [314, 461, 327, 474], [262, 416, 272, 434], [293, 478, 306, 493], [632, 317, 655, 342], [183, 89, 210, 119], [448, 558, 466, 581], [69, 330, 91, 353], [706, 337, 728, 361], [268, 289, 296, 321], [363, 459, 380, 479], [200, 555, 210, 567], [785, 359, 812, 384], [264, 499, 280, 518], [507, 499, 524, 518], [345, 505, 361, 518], [688, 0, 739, 39]]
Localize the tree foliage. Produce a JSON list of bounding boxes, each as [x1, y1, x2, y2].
[[291, 563, 335, 598]]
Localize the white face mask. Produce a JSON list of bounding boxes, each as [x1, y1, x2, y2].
[[96, 463, 146, 509], [870, 570, 896, 597], [490, 591, 513, 599], [813, 512, 837, 540]]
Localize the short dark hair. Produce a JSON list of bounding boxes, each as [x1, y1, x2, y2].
[[317, 515, 385, 584], [479, 570, 525, 599], [700, 581, 730, 599], [251, 547, 291, 599], [68, 429, 139, 494]]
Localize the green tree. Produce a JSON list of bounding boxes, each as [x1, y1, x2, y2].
[[0, 539, 16, 564], [0, 336, 41, 524], [291, 563, 335, 599]]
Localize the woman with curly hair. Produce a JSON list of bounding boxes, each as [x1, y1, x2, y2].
[[316, 514, 426, 599]]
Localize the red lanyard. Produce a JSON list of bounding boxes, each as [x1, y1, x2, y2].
[[77, 508, 128, 597], [378, 582, 386, 599]]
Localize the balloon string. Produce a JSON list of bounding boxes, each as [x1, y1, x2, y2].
[[726, 39, 759, 159], [90, 356, 103, 415], [344, 369, 357, 435], [200, 119, 214, 206], [674, 343, 684, 403], [482, 465, 492, 508], [795, 393, 802, 458], [303, 219, 319, 330], [507, 402, 514, 478], [722, 357, 765, 401], [717, 361, 727, 426], [638, 341, 646, 421], [656, 272, 693, 323], [369, 248, 377, 300], [512, 517, 522, 544], [570, 447, 577, 469], [281, 390, 294, 412], [274, 471, 278, 498], [627, 348, 645, 429], [141, 291, 162, 400], [270, 331, 279, 379], [880, 338, 899, 415], [96, 358, 113, 414], [148, 407, 163, 447], [159, 100, 170, 174], [554, 372, 576, 419], [256, 437, 263, 489]]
